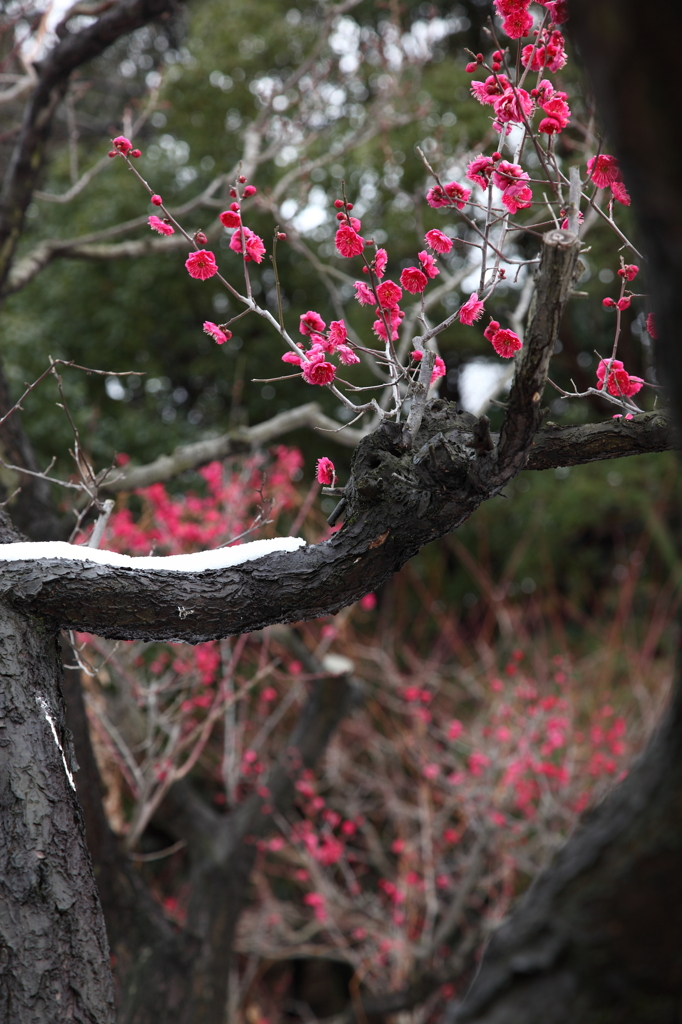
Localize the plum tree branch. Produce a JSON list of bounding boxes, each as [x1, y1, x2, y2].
[[0, 404, 676, 643], [0, 0, 185, 292]]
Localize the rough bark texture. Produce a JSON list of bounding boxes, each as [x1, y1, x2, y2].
[[0, 587, 115, 1020]]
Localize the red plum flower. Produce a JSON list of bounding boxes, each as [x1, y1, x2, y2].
[[425, 229, 453, 254], [335, 225, 365, 257], [148, 216, 174, 236], [376, 280, 403, 307], [459, 293, 485, 325], [354, 281, 375, 305], [219, 209, 241, 228], [316, 457, 335, 485], [596, 359, 644, 398], [418, 251, 439, 279], [300, 311, 326, 336], [302, 361, 336, 385], [426, 182, 471, 209], [203, 321, 231, 344], [229, 226, 266, 263], [587, 154, 621, 188], [400, 266, 428, 294], [185, 250, 218, 280], [471, 74, 510, 106]]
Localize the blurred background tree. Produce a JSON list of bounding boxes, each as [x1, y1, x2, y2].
[[0, 1, 679, 1021]]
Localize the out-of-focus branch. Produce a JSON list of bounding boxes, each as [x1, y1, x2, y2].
[[102, 402, 366, 493], [0, 0, 185, 293], [4, 173, 228, 296]]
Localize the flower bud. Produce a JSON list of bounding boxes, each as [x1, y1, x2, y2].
[[465, 62, 478, 73], [616, 296, 631, 310], [277, 231, 287, 240], [242, 185, 257, 197], [229, 187, 237, 197], [238, 175, 247, 183], [230, 201, 240, 211], [151, 194, 163, 206], [476, 52, 484, 62], [602, 297, 617, 308], [195, 230, 208, 245], [130, 149, 141, 158], [492, 62, 501, 71], [334, 199, 344, 208], [108, 150, 117, 158]]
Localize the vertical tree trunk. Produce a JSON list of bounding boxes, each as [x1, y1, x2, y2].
[[0, 601, 115, 1024]]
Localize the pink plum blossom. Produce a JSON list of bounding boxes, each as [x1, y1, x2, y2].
[[185, 250, 218, 280]]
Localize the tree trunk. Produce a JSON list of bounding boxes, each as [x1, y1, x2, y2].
[[0, 600, 115, 1023]]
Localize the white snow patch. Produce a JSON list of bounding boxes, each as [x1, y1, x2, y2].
[[0, 537, 307, 572]]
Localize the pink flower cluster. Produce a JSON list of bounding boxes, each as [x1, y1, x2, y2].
[[493, 0, 533, 39], [493, 160, 533, 214], [596, 359, 644, 398], [229, 226, 266, 263], [531, 78, 571, 135], [484, 320, 523, 358], [316, 457, 335, 486], [521, 28, 567, 72], [426, 180, 471, 210], [411, 349, 446, 387], [471, 72, 533, 131], [280, 311, 360, 386], [587, 154, 630, 206]]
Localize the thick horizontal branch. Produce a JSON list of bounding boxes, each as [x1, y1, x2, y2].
[[102, 403, 365, 492], [105, 406, 677, 495], [1, 403, 676, 643], [524, 411, 677, 469]]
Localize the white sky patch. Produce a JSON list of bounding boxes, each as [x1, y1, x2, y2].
[[401, 17, 462, 62], [0, 537, 306, 572], [458, 358, 513, 417], [288, 187, 327, 234], [18, 0, 74, 64]]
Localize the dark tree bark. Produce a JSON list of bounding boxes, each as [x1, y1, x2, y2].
[[0, 517, 115, 1023]]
